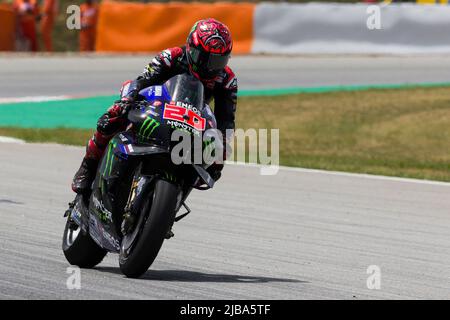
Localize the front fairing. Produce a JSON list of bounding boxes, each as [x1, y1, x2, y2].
[[137, 74, 218, 133], [127, 74, 218, 167]]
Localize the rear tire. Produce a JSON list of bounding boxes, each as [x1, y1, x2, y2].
[[62, 217, 107, 268], [119, 180, 178, 278]]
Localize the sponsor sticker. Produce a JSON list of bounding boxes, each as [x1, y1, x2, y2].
[[163, 103, 206, 131]]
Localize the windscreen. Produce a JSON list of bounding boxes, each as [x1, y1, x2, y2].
[[164, 74, 204, 110]]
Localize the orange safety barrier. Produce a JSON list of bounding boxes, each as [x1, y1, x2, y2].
[[0, 4, 16, 51], [96, 1, 255, 54]]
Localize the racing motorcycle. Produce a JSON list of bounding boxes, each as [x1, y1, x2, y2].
[[62, 74, 221, 278]]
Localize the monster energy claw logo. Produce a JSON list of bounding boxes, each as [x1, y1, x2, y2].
[[139, 118, 160, 139], [104, 141, 117, 176]]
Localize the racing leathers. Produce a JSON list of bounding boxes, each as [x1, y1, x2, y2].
[[72, 46, 237, 193]]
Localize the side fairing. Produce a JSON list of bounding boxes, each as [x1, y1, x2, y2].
[[89, 134, 136, 252]]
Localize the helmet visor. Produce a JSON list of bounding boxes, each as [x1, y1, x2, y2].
[[189, 47, 230, 73]]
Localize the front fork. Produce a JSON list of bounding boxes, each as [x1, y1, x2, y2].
[[120, 159, 195, 239], [121, 163, 152, 235]]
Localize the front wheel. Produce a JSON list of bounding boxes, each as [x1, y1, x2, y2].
[[119, 179, 179, 278], [62, 216, 107, 268]]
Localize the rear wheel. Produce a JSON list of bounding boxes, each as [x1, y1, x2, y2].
[[119, 179, 178, 278], [62, 216, 107, 268]]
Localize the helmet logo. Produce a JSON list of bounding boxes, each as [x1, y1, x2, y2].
[[205, 31, 227, 51], [193, 19, 231, 54]]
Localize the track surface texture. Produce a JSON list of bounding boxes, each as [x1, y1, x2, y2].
[[2, 55, 450, 97], [0, 142, 449, 299]]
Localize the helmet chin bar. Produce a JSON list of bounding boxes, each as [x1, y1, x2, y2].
[[196, 67, 221, 80]]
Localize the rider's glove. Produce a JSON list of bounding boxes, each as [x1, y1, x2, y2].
[[97, 113, 123, 135], [114, 97, 135, 116], [97, 98, 133, 135]]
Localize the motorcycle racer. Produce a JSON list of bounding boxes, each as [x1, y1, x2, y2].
[[71, 18, 237, 194]]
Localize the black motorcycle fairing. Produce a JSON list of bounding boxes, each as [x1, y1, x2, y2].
[[112, 131, 170, 158], [87, 134, 140, 252], [70, 74, 217, 255], [127, 103, 172, 147]]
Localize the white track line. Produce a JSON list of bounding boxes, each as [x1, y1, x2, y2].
[[0, 96, 71, 104], [226, 161, 450, 187], [0, 137, 446, 187], [0, 136, 25, 144]]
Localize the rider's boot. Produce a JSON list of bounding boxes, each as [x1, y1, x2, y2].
[[71, 157, 99, 194], [71, 131, 110, 194]]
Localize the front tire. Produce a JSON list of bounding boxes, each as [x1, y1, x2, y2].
[[119, 179, 178, 278], [62, 216, 107, 268]]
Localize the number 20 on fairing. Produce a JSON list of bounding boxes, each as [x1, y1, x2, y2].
[[163, 103, 206, 131]]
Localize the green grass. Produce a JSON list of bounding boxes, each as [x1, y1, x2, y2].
[[236, 87, 450, 182], [1, 86, 450, 181], [0, 127, 93, 145]]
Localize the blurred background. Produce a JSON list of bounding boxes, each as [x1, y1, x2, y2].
[[1, 0, 449, 53]]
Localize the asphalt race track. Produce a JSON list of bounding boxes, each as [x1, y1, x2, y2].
[[0, 142, 449, 299], [2, 55, 450, 97], [0, 55, 449, 299]]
